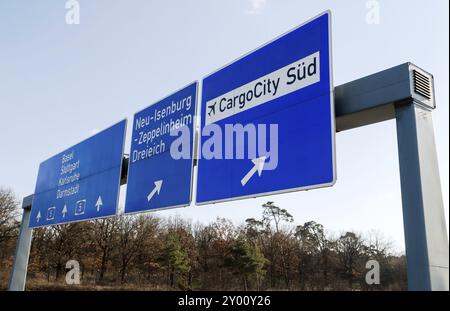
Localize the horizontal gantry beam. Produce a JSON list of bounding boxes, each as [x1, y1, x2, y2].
[[335, 62, 435, 131]]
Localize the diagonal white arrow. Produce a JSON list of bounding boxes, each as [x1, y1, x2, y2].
[[95, 196, 103, 212], [147, 180, 163, 202], [241, 156, 266, 186], [36, 211, 42, 223], [62, 205, 68, 218]]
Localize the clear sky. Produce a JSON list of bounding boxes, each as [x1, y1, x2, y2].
[[0, 0, 448, 251]]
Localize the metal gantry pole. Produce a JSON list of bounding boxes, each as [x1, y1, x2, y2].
[[395, 102, 449, 290], [8, 195, 33, 291]]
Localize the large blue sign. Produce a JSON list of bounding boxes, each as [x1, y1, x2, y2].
[[196, 12, 335, 204], [29, 120, 127, 228], [125, 82, 197, 213]]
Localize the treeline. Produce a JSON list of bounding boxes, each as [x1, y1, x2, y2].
[[1, 188, 407, 290]]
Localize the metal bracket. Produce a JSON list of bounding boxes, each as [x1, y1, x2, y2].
[[335, 62, 435, 131]]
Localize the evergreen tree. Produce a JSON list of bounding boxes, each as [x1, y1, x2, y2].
[[159, 231, 191, 289], [225, 237, 267, 290]]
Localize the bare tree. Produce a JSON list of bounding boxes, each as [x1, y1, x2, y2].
[[91, 218, 118, 283], [262, 201, 293, 233], [0, 188, 19, 245], [336, 232, 366, 289], [296, 221, 332, 289], [115, 215, 156, 283], [260, 202, 294, 288]]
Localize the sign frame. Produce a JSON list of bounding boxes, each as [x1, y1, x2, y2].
[[124, 82, 198, 215], [195, 10, 336, 205], [29, 119, 127, 228]]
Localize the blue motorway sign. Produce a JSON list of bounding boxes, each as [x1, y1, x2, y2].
[[196, 11, 335, 204], [29, 120, 127, 227], [125, 82, 197, 213]]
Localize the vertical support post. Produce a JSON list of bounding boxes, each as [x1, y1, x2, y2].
[[396, 101, 449, 291], [8, 195, 33, 291]]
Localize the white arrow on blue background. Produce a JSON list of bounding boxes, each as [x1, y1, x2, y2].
[[147, 180, 163, 202], [241, 156, 266, 186], [62, 205, 68, 218], [36, 211, 41, 223], [95, 196, 103, 212]]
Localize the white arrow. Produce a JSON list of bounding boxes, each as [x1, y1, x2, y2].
[[95, 196, 103, 212], [36, 211, 41, 223], [147, 180, 163, 202], [62, 205, 68, 218], [241, 156, 267, 186]]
